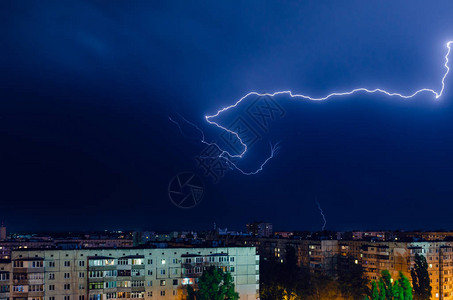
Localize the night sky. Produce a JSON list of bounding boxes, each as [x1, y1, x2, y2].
[[2, 1, 453, 232]]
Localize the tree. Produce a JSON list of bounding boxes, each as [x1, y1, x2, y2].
[[187, 266, 239, 300], [260, 245, 312, 299], [411, 254, 432, 300], [337, 257, 369, 299], [366, 271, 412, 300], [307, 273, 343, 300]]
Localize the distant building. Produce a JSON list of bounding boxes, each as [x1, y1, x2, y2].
[[352, 231, 386, 241], [274, 232, 294, 238], [246, 222, 273, 237], [0, 224, 5, 241]]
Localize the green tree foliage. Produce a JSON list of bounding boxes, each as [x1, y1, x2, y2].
[[411, 254, 432, 300], [365, 271, 413, 300], [187, 266, 239, 300], [371, 281, 380, 300]]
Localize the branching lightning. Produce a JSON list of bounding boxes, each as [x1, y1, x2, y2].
[[173, 41, 452, 175], [169, 114, 280, 175], [315, 199, 327, 231]]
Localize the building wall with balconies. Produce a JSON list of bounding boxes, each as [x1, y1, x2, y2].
[[1, 247, 257, 300]]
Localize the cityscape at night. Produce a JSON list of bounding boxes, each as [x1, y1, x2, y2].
[[3, 1, 453, 299]]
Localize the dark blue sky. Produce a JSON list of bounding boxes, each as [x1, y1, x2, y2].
[[2, 1, 453, 232]]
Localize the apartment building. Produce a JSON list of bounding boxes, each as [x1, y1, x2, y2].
[[335, 241, 453, 299], [0, 247, 259, 300], [218, 235, 453, 299]]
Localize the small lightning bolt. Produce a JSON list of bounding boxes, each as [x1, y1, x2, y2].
[[315, 199, 327, 231], [174, 41, 452, 175]]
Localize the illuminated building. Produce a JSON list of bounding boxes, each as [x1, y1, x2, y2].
[[0, 247, 258, 300]]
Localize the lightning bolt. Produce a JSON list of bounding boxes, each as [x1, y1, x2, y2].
[[175, 41, 452, 175], [169, 114, 280, 175], [315, 199, 327, 231]]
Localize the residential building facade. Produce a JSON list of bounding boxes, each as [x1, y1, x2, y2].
[[0, 247, 258, 300]]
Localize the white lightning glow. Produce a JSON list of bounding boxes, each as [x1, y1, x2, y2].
[[315, 199, 327, 231], [200, 41, 452, 174]]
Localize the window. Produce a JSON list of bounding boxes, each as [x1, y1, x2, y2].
[[147, 281, 152, 287], [173, 279, 178, 285], [31, 261, 43, 268], [105, 270, 117, 277], [106, 293, 116, 299], [230, 266, 235, 272], [0, 273, 9, 281], [0, 285, 9, 292], [13, 261, 24, 268], [105, 281, 117, 289], [160, 269, 165, 275], [48, 261, 55, 268], [131, 281, 144, 287], [79, 284, 84, 290], [49, 285, 55, 291], [230, 257, 235, 262], [64, 261, 70, 267], [64, 284, 70, 290], [48, 273, 55, 280], [49, 297, 55, 300], [29, 285, 44, 292], [160, 291, 165, 296], [172, 258, 177, 264], [147, 259, 153, 264], [130, 292, 143, 298], [173, 290, 177, 296], [147, 292, 152, 297], [118, 270, 131, 277], [219, 256, 228, 262], [79, 261, 85, 267], [89, 295, 101, 300], [147, 270, 152, 275], [160, 280, 166, 286], [64, 273, 70, 279], [161, 259, 166, 265], [79, 296, 85, 300], [13, 286, 24, 292], [105, 259, 115, 266], [64, 296, 70, 300], [117, 281, 131, 288], [118, 259, 128, 265], [89, 282, 104, 290], [89, 271, 103, 278], [79, 272, 85, 278]]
